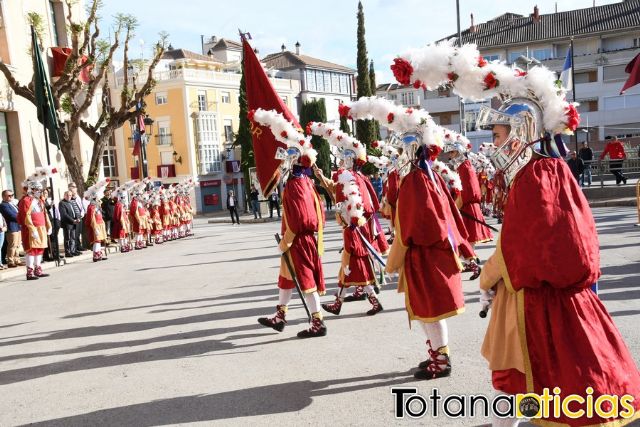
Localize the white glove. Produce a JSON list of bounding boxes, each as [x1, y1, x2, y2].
[[47, 228, 52, 236], [480, 289, 495, 310], [343, 266, 351, 276], [31, 231, 39, 239]]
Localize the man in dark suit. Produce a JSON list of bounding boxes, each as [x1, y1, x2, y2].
[[226, 190, 240, 225], [59, 190, 81, 257]]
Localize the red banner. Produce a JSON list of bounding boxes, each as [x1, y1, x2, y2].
[[243, 38, 299, 196]]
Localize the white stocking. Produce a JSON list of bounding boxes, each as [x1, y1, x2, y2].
[[26, 255, 35, 268], [93, 242, 101, 252], [36, 255, 42, 267], [364, 284, 376, 295], [304, 291, 321, 314], [278, 288, 293, 306], [420, 320, 448, 350]]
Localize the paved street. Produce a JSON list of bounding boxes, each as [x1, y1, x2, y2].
[[0, 207, 638, 426]]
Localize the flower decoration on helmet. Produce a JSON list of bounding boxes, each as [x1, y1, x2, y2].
[[250, 109, 317, 171]]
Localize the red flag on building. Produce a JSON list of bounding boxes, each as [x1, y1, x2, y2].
[[620, 53, 640, 95], [243, 37, 300, 196]]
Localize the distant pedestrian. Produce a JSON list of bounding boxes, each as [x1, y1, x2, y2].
[[227, 190, 240, 225], [567, 151, 584, 182], [0, 189, 23, 268], [599, 137, 627, 185], [101, 188, 115, 242], [249, 186, 261, 219], [268, 190, 280, 218], [59, 191, 80, 257], [0, 202, 6, 269], [69, 182, 87, 250], [578, 141, 593, 186], [370, 172, 383, 201]]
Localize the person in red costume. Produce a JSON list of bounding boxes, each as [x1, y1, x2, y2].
[[443, 135, 493, 280], [478, 100, 640, 426], [111, 183, 133, 253], [599, 137, 628, 185], [251, 108, 328, 339], [385, 132, 468, 381], [84, 179, 110, 262], [18, 167, 55, 280], [312, 128, 384, 317], [338, 97, 467, 380]]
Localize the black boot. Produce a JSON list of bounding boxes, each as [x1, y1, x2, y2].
[[366, 294, 383, 316], [344, 286, 367, 302], [415, 340, 452, 380], [321, 297, 342, 315], [297, 313, 327, 338], [257, 305, 287, 332]]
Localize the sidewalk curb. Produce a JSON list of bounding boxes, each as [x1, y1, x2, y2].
[[0, 250, 95, 281], [589, 198, 637, 208], [207, 216, 282, 224]]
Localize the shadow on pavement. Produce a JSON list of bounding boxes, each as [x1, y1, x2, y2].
[[24, 371, 415, 426], [135, 254, 281, 271]]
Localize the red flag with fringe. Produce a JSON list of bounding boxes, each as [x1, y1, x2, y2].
[[243, 37, 299, 196], [620, 53, 640, 95]]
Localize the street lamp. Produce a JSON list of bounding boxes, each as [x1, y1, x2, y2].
[[129, 114, 154, 178]]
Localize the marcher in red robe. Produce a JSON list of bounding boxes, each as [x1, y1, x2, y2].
[[316, 167, 383, 317], [386, 146, 467, 381], [479, 125, 640, 426], [251, 108, 327, 339], [18, 167, 55, 280], [111, 188, 131, 253], [84, 179, 110, 262]]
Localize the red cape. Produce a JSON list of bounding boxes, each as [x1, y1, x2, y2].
[[501, 157, 640, 426]]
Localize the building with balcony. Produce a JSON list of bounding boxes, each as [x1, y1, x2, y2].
[[262, 42, 356, 124], [109, 46, 300, 214], [378, 1, 640, 150], [0, 0, 98, 196]]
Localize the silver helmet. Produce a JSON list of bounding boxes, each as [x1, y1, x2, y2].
[[476, 97, 544, 184]]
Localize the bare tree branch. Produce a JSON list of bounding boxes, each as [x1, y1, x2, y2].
[[0, 62, 36, 104]]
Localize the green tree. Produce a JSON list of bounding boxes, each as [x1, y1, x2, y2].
[[235, 55, 255, 200], [355, 1, 378, 148], [299, 99, 331, 177], [339, 114, 351, 135], [369, 60, 381, 140]]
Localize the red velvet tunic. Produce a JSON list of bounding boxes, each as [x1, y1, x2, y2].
[[111, 200, 129, 239], [386, 170, 400, 224], [149, 206, 163, 234], [497, 158, 640, 426], [390, 167, 466, 322], [277, 174, 326, 295], [354, 171, 389, 255], [339, 226, 375, 287], [84, 203, 107, 244], [18, 196, 49, 254], [129, 198, 142, 234], [457, 160, 493, 244]]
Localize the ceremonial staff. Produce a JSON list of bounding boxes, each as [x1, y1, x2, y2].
[[274, 233, 312, 322]]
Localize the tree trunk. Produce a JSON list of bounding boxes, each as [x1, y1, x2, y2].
[[87, 133, 110, 186], [58, 134, 87, 194]]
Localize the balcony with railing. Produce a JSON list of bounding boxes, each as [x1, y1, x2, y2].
[[156, 134, 172, 146], [115, 67, 297, 92]]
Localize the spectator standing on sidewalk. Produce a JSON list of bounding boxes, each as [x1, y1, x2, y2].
[[227, 190, 240, 225], [0, 189, 24, 268], [578, 141, 594, 187], [59, 191, 80, 257], [101, 188, 115, 242], [268, 190, 280, 218], [69, 182, 87, 250], [0, 204, 6, 269], [567, 151, 584, 182], [249, 186, 261, 219], [599, 137, 627, 185]]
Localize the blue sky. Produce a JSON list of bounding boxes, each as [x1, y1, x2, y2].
[[100, 0, 620, 83]]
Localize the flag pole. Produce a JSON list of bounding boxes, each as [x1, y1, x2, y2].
[[32, 25, 61, 265], [456, 0, 465, 136], [570, 37, 578, 154]]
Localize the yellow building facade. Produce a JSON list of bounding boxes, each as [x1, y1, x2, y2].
[[110, 47, 300, 213]]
